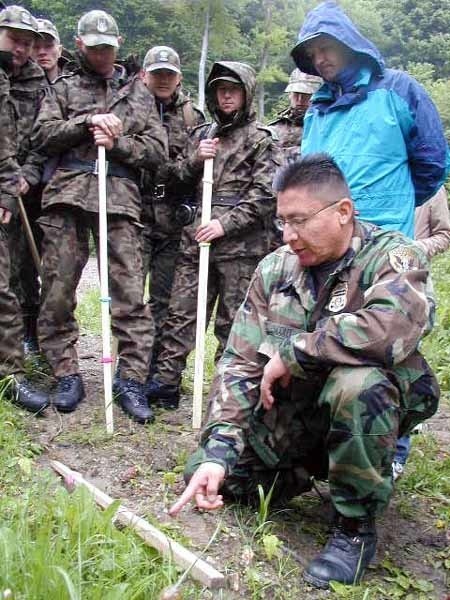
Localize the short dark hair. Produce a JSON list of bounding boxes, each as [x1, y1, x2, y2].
[[273, 153, 351, 203]]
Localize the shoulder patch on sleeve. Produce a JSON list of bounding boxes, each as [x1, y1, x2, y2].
[[388, 245, 419, 272]]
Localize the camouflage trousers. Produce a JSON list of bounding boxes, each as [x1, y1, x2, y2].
[[0, 224, 24, 377], [186, 359, 439, 518], [38, 207, 153, 382], [141, 224, 181, 373], [9, 191, 43, 319], [154, 252, 260, 386]]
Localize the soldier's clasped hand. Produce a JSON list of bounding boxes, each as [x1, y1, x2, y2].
[[90, 113, 123, 138], [196, 138, 219, 162], [92, 126, 115, 150], [195, 218, 225, 243], [0, 206, 12, 225]]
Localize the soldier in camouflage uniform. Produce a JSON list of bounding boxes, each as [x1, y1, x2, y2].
[[169, 155, 439, 589], [140, 46, 204, 375], [0, 6, 47, 356], [146, 61, 279, 409], [269, 69, 322, 163], [0, 50, 48, 412], [34, 18, 64, 84], [33, 10, 167, 422]]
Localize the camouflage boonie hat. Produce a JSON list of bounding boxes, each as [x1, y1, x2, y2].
[[0, 5, 40, 35], [285, 68, 322, 94], [36, 18, 60, 43], [143, 46, 181, 74], [77, 10, 119, 48]]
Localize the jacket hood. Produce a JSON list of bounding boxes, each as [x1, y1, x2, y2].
[[291, 1, 384, 78], [206, 61, 256, 127]]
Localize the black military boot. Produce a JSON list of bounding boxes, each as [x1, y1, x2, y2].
[[11, 378, 49, 413], [304, 514, 377, 589], [23, 315, 40, 355], [52, 374, 85, 413], [145, 378, 179, 410], [114, 378, 154, 424]]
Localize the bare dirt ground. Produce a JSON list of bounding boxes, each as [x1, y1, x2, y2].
[[25, 259, 450, 599]]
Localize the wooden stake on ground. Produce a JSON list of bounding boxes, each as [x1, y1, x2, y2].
[[192, 157, 214, 430], [97, 145, 114, 434], [50, 460, 227, 590]]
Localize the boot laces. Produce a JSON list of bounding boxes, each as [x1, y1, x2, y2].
[[58, 375, 79, 393]]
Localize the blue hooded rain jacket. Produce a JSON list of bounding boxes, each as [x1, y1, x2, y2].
[[292, 1, 449, 238]]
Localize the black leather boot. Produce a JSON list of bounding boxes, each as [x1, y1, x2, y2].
[[304, 514, 377, 589], [114, 377, 154, 424], [145, 378, 179, 410], [11, 378, 49, 413], [52, 374, 85, 413]]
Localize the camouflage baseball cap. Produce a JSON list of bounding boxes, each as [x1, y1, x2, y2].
[[143, 46, 181, 74], [285, 68, 322, 94], [77, 10, 119, 48], [0, 5, 40, 35], [36, 18, 60, 43]]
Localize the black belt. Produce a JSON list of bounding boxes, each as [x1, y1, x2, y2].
[[211, 194, 241, 206], [58, 157, 139, 185]]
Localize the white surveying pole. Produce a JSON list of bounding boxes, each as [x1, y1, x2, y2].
[[192, 156, 214, 429], [97, 145, 114, 434]]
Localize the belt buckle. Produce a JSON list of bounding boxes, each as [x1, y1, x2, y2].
[[154, 183, 165, 199], [93, 159, 109, 176]]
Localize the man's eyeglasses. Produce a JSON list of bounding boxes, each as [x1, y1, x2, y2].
[[274, 199, 340, 233]]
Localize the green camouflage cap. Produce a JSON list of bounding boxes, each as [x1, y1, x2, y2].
[[77, 10, 119, 48], [0, 5, 40, 35], [143, 45, 181, 74], [37, 18, 60, 43], [285, 68, 322, 94]]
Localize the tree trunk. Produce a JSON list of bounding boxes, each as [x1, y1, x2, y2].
[[198, 2, 210, 112]]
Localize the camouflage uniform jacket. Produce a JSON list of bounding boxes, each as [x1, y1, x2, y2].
[[269, 107, 304, 163], [9, 59, 47, 186], [0, 67, 20, 214], [169, 61, 279, 260], [33, 60, 167, 221], [199, 220, 435, 473], [142, 89, 204, 235]]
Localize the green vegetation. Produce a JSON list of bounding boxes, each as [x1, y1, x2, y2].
[[75, 288, 102, 336], [0, 395, 202, 599], [19, 0, 450, 126]]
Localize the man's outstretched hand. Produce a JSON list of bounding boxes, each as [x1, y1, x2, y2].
[[168, 462, 226, 517]]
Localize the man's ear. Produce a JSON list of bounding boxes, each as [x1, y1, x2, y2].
[[338, 197, 354, 224], [117, 35, 123, 47], [75, 36, 83, 51]]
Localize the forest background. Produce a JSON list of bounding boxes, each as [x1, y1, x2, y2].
[[20, 0, 450, 135]]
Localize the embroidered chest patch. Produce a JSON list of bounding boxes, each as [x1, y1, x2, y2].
[[389, 246, 417, 273], [326, 282, 348, 313]]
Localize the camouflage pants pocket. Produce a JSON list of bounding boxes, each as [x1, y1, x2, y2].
[[319, 366, 400, 518]]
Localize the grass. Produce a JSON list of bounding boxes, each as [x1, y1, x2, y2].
[[0, 395, 202, 599]]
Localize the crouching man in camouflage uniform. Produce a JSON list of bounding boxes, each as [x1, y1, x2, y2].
[[147, 61, 278, 409], [0, 52, 48, 412], [169, 154, 439, 589], [33, 10, 167, 421], [269, 68, 321, 163]]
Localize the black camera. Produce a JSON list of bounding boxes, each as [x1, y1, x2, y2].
[[174, 197, 197, 226]]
